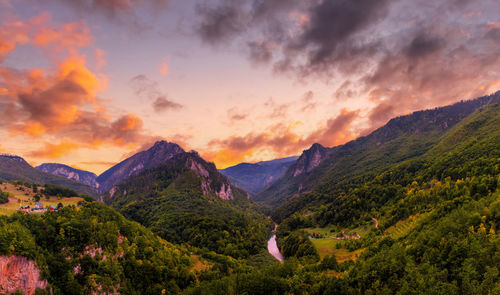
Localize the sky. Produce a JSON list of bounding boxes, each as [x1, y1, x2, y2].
[[0, 0, 499, 174]]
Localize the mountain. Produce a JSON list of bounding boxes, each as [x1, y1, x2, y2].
[[36, 163, 99, 188], [247, 94, 500, 294], [258, 92, 500, 209], [219, 156, 298, 195], [96, 140, 184, 193], [253, 144, 331, 206], [101, 150, 271, 259], [0, 155, 96, 197]]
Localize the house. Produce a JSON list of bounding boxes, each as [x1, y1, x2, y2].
[[34, 202, 43, 209], [49, 205, 57, 211]]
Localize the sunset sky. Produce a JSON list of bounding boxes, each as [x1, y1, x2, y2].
[[1, 0, 500, 174]]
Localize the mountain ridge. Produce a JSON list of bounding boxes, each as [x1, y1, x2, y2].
[[220, 156, 299, 195], [258, 91, 500, 208], [0, 155, 97, 197], [36, 163, 99, 188]]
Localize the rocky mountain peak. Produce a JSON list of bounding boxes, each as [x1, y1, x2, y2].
[[292, 143, 330, 177]]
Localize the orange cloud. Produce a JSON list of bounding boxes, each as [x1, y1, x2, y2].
[[0, 13, 151, 160], [33, 20, 92, 50], [29, 140, 79, 159], [159, 59, 169, 76], [206, 109, 359, 168], [0, 17, 30, 61]]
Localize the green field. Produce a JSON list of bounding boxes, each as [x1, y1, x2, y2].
[[0, 183, 83, 215], [304, 222, 375, 261]]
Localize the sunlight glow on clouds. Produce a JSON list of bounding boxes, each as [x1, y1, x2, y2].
[[1, 0, 500, 173]]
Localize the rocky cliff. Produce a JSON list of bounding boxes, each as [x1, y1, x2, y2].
[[36, 163, 99, 188], [291, 143, 330, 177], [0, 255, 48, 295]]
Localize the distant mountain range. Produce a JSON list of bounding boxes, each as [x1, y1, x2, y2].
[[0, 155, 97, 196], [10, 92, 500, 207], [219, 156, 298, 195]]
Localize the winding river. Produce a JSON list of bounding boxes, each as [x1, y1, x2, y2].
[[267, 224, 284, 262]]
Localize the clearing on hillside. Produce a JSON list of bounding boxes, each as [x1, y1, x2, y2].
[[0, 182, 84, 215]]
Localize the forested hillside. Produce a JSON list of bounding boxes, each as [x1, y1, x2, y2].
[[263, 92, 500, 215], [0, 202, 195, 294], [103, 151, 272, 259]]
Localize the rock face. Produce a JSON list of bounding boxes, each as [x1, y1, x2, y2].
[[219, 156, 298, 195], [96, 141, 185, 193], [0, 255, 48, 295], [36, 163, 99, 188], [291, 143, 330, 177], [185, 152, 234, 200]]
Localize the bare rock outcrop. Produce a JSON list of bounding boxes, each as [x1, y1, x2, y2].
[[0, 255, 48, 295]]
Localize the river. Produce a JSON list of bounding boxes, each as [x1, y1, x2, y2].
[[267, 224, 284, 262]]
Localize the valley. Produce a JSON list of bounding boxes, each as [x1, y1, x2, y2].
[[0, 93, 499, 294]]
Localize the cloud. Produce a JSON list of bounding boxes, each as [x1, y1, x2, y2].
[[206, 108, 359, 168], [195, 0, 248, 45], [301, 90, 316, 111], [0, 14, 153, 159], [195, 0, 500, 134], [227, 107, 247, 121], [29, 140, 78, 159], [264, 98, 289, 118], [95, 49, 107, 69], [247, 40, 275, 65], [153, 96, 182, 113], [159, 59, 169, 76], [46, 0, 169, 20], [129, 74, 183, 112], [79, 161, 117, 166]]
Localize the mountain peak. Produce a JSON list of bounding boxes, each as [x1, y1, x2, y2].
[[0, 154, 29, 165], [292, 143, 330, 177], [149, 140, 184, 153], [96, 141, 186, 193]]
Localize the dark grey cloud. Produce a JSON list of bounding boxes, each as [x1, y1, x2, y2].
[[195, 1, 247, 44], [292, 0, 392, 65], [195, 0, 500, 133], [403, 32, 446, 59], [247, 40, 274, 64]]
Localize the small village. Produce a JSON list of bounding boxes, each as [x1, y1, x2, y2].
[[18, 202, 59, 213]]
